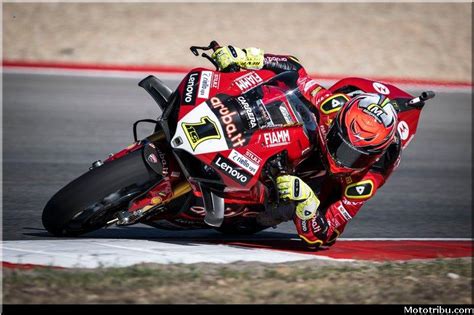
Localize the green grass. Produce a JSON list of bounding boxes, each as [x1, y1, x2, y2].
[[3, 258, 472, 304]]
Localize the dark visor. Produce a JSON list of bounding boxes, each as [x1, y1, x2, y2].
[[326, 124, 379, 170]]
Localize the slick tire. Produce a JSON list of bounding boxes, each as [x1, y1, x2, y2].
[[42, 149, 159, 236]]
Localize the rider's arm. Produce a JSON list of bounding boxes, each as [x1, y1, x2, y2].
[[294, 169, 393, 248], [212, 45, 333, 109], [249, 48, 334, 108]]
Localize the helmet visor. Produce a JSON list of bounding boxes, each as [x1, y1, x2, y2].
[[326, 124, 379, 170]]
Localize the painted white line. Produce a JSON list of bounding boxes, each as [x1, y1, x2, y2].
[[3, 66, 471, 93], [2, 67, 185, 81], [2, 239, 344, 268]]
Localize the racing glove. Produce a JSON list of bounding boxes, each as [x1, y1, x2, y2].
[[211, 46, 264, 71], [276, 175, 320, 220]]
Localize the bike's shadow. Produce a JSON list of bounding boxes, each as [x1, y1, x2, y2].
[[21, 224, 320, 254]]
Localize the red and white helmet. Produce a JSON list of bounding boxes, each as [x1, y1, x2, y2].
[[325, 93, 398, 174]]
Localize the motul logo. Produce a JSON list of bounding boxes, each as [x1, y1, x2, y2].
[[235, 72, 263, 92]]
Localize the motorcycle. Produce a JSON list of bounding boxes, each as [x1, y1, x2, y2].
[[42, 41, 435, 236]]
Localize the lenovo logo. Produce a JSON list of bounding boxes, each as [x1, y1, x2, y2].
[[212, 155, 250, 185], [183, 72, 199, 105]]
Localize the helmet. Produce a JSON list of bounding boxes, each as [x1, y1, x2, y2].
[[325, 93, 398, 174]]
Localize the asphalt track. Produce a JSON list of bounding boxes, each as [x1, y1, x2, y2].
[[2, 72, 472, 241]]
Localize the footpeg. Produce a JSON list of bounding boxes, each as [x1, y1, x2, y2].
[[115, 206, 165, 226]]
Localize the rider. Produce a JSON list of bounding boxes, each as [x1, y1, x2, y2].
[[211, 45, 402, 248]]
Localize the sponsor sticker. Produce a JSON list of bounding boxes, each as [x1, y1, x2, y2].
[[155, 147, 169, 177], [183, 72, 200, 105], [182, 116, 221, 151], [147, 153, 158, 164], [373, 82, 390, 95], [342, 199, 364, 206], [197, 71, 212, 99], [234, 72, 263, 92], [337, 204, 353, 221], [263, 130, 291, 147], [397, 120, 410, 140], [344, 180, 374, 199], [228, 150, 259, 175], [310, 86, 322, 97], [301, 220, 308, 233], [265, 56, 288, 63], [320, 94, 349, 114], [244, 149, 262, 165], [212, 154, 251, 186], [279, 106, 293, 124], [212, 73, 221, 89], [236, 96, 258, 129], [209, 97, 246, 148], [303, 80, 317, 93]]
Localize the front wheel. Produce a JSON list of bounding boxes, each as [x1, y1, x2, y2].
[[42, 149, 160, 236]]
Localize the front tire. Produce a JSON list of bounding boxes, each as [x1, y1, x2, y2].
[[42, 149, 160, 236]]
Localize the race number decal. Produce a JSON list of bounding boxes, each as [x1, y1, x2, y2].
[[182, 116, 221, 151], [320, 94, 349, 114], [344, 179, 374, 199]]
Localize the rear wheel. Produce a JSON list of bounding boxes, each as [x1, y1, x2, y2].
[[42, 149, 160, 236]]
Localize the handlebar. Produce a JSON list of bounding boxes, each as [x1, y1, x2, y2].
[[190, 40, 241, 73], [407, 90, 435, 108]]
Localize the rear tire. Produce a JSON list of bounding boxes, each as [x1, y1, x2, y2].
[[42, 149, 160, 236]]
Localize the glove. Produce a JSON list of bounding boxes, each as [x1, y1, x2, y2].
[[211, 46, 264, 71], [276, 175, 320, 220]]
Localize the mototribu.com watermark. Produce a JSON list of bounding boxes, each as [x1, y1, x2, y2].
[[405, 306, 474, 314]]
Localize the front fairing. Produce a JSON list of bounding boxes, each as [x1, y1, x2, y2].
[[171, 71, 317, 156], [170, 70, 316, 192]]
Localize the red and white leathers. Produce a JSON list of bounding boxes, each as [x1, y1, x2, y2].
[[261, 53, 402, 248]]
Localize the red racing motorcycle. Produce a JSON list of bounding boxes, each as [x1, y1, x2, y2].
[[42, 41, 435, 236]]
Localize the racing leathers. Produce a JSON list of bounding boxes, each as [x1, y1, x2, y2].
[[213, 46, 402, 248]]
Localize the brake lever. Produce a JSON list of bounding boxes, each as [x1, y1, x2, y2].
[[190, 40, 221, 55], [190, 41, 222, 70]]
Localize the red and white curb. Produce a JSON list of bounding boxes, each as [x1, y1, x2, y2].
[[216, 238, 473, 262], [1, 238, 472, 269], [0, 239, 345, 269], [2, 60, 472, 93]]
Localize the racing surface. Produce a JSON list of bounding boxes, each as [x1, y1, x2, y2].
[[3, 72, 472, 241]]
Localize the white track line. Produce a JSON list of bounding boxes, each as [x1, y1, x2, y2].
[[2, 67, 185, 81]]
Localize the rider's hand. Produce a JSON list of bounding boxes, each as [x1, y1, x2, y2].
[[212, 46, 264, 71], [277, 175, 320, 220]]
